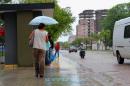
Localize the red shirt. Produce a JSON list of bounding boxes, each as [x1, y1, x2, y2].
[[55, 43, 60, 51], [0, 27, 5, 36]]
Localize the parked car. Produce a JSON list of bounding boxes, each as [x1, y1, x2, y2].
[[113, 17, 130, 64], [69, 46, 77, 53]]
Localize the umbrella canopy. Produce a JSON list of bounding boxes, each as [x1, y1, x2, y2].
[[29, 16, 58, 25]]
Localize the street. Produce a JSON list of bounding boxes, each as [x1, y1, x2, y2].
[[0, 0, 130, 86], [0, 50, 130, 86], [61, 50, 130, 86]]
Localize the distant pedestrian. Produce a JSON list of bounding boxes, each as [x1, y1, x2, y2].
[[79, 43, 85, 59], [29, 23, 48, 78], [55, 42, 60, 58]]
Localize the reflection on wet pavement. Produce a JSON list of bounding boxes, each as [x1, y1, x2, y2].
[[44, 55, 103, 86], [0, 68, 45, 86], [45, 56, 81, 86], [0, 56, 83, 86], [0, 53, 105, 86]]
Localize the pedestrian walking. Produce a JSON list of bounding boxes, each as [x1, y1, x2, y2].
[[45, 33, 54, 66], [29, 23, 48, 78], [48, 33, 54, 50], [55, 42, 60, 58], [45, 39, 50, 66], [79, 43, 86, 59]]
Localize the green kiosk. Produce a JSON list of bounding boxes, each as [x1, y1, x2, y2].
[[0, 3, 54, 68]]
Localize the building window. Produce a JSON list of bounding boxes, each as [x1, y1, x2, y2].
[[124, 25, 130, 38]]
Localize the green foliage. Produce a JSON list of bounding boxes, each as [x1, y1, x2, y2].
[[0, 36, 5, 43], [71, 38, 87, 47], [101, 2, 130, 46], [99, 29, 111, 49], [60, 42, 70, 49], [90, 33, 100, 42], [46, 5, 75, 41], [23, 0, 54, 3], [71, 33, 100, 47], [22, 0, 75, 41], [102, 3, 130, 31], [0, 0, 11, 3]]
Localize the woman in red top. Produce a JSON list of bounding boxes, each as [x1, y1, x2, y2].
[[55, 42, 60, 57]]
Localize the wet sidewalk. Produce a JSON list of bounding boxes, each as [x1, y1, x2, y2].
[[0, 57, 83, 86], [0, 55, 103, 86], [45, 56, 81, 86], [0, 59, 83, 86]]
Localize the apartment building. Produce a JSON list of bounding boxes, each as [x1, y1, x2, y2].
[[95, 9, 108, 32], [76, 9, 108, 38], [76, 10, 95, 38]]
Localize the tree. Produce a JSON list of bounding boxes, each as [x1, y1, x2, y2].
[[22, 0, 53, 3], [90, 33, 100, 42], [101, 2, 130, 46], [21, 0, 75, 41], [99, 29, 111, 50], [0, 0, 11, 3], [71, 38, 82, 47], [47, 5, 75, 41], [72, 34, 100, 50], [60, 42, 70, 49]]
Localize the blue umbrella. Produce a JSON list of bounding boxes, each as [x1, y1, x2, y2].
[[29, 16, 58, 25]]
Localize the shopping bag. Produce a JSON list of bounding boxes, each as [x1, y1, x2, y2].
[[29, 32, 34, 48]]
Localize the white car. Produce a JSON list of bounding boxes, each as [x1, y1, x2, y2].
[[69, 46, 77, 53], [113, 17, 130, 64]]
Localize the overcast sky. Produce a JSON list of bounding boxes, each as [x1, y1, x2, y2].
[[57, 0, 130, 42]]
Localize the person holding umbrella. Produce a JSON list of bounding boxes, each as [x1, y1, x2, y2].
[[29, 23, 48, 78], [29, 15, 58, 78]]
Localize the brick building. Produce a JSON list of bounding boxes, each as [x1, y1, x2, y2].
[[95, 9, 108, 32], [76, 9, 108, 38], [76, 10, 95, 38]]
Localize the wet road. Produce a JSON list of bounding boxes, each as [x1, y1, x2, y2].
[[0, 50, 130, 86], [45, 54, 104, 86], [61, 50, 130, 86], [0, 52, 103, 86]]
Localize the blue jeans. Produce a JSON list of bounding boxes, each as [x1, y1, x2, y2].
[[55, 51, 59, 57]]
